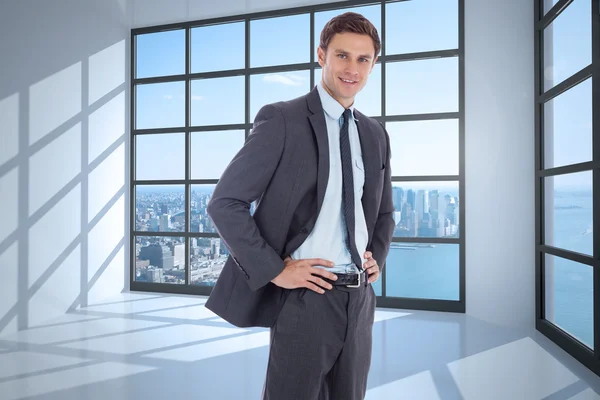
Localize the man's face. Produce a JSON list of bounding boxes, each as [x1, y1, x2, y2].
[[317, 32, 377, 109]]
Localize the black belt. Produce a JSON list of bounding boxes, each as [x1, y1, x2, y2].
[[324, 271, 367, 288]]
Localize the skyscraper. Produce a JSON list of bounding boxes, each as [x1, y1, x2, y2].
[[416, 190, 429, 222]]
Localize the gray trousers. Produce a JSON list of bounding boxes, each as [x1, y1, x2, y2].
[[262, 283, 376, 400]]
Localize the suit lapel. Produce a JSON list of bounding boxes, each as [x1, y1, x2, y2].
[[306, 90, 381, 224], [306, 88, 329, 216], [354, 110, 380, 219]]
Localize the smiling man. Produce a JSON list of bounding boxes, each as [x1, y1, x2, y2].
[[205, 12, 394, 400]]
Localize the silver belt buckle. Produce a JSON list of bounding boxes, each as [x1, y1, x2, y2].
[[346, 271, 362, 288]]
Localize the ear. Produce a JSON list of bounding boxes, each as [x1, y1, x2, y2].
[[317, 46, 326, 67]]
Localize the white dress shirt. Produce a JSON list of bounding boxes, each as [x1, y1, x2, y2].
[[291, 82, 368, 274]]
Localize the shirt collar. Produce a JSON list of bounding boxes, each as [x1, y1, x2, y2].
[[316, 81, 358, 122]]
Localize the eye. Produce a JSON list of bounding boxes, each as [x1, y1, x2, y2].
[[337, 54, 347, 59]]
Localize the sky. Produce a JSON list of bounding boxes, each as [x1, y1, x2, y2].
[[133, 0, 592, 190]]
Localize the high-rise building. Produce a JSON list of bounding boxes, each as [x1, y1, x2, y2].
[[173, 244, 184, 268], [406, 189, 415, 211], [139, 244, 174, 270], [416, 190, 429, 222], [146, 267, 164, 283], [160, 214, 170, 231], [211, 238, 220, 259], [409, 210, 418, 237], [393, 187, 404, 211]]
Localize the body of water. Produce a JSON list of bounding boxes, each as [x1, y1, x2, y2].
[[375, 189, 594, 348]]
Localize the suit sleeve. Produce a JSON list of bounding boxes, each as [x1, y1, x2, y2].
[[207, 104, 286, 291], [368, 124, 395, 272]]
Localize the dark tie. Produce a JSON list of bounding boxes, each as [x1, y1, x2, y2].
[[340, 109, 363, 272]]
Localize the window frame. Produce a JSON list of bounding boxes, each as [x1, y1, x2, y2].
[[130, 0, 466, 313], [534, 0, 600, 375]]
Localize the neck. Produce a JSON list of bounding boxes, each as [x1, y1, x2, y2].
[[321, 80, 354, 109]]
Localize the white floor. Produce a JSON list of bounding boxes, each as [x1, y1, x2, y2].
[[1, 292, 600, 399]]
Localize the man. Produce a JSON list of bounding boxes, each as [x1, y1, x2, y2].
[[206, 11, 394, 400]]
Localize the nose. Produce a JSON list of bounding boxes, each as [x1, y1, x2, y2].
[[344, 61, 359, 77], [344, 59, 359, 77]]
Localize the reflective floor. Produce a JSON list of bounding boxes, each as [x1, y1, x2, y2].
[[1, 292, 600, 399]]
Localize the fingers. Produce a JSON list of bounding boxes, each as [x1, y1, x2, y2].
[[309, 266, 338, 281], [363, 257, 377, 271], [364, 251, 372, 259], [305, 281, 326, 294], [366, 266, 379, 277], [364, 260, 376, 269], [365, 258, 379, 284], [368, 271, 380, 284], [307, 275, 333, 291]]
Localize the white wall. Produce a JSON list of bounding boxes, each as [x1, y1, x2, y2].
[[464, 0, 535, 329], [131, 0, 345, 27], [0, 0, 132, 337]]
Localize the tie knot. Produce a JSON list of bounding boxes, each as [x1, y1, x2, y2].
[[342, 108, 352, 122]]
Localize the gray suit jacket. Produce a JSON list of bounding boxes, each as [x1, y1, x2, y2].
[[205, 86, 395, 328]]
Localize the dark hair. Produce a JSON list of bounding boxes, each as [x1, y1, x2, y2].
[[319, 12, 381, 57]]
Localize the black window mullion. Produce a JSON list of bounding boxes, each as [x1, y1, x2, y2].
[[185, 26, 191, 285], [130, 0, 465, 314], [245, 17, 250, 139], [591, 0, 600, 358]]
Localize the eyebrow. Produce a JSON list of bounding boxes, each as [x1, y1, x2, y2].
[[333, 49, 373, 59]]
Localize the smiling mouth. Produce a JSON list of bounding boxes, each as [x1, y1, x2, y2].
[[339, 78, 358, 84]]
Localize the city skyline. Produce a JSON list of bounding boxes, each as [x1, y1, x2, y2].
[[133, 183, 462, 285]]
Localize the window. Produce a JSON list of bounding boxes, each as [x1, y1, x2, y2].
[[131, 0, 465, 312], [535, 0, 599, 375]]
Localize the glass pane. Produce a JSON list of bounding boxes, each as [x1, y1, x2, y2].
[[544, 0, 560, 14], [250, 70, 310, 122], [385, 243, 459, 300], [314, 5, 381, 55], [135, 29, 185, 79], [136, 82, 185, 130], [543, 0, 591, 91], [544, 171, 593, 255], [191, 130, 245, 179], [392, 182, 460, 238], [387, 120, 459, 176], [190, 76, 245, 126], [385, 0, 458, 55], [135, 185, 185, 233], [250, 14, 310, 68], [386, 58, 459, 115], [544, 78, 592, 168], [136, 133, 185, 180], [191, 184, 217, 234], [191, 237, 229, 286], [135, 236, 186, 284], [544, 254, 593, 348], [314, 63, 381, 117], [191, 22, 245, 73]]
